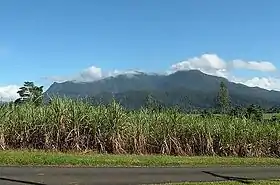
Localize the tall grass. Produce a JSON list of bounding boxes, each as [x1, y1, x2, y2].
[[0, 97, 279, 157]]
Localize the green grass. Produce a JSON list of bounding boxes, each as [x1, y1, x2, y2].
[[1, 150, 280, 167]]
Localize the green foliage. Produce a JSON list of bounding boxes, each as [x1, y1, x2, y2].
[[144, 94, 165, 112], [15, 81, 44, 106], [1, 97, 280, 157], [229, 106, 247, 118], [216, 81, 230, 114], [200, 109, 213, 118], [246, 104, 264, 122], [271, 115, 280, 122], [266, 106, 280, 114], [229, 105, 264, 122]]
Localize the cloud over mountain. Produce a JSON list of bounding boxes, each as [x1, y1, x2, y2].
[[171, 53, 277, 76], [1, 53, 279, 102], [170, 54, 229, 78], [231, 60, 276, 72], [45, 53, 279, 91], [170, 53, 279, 91], [0, 85, 20, 102]]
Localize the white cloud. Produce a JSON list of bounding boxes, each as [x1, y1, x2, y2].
[[171, 54, 226, 71], [44, 66, 104, 83], [170, 53, 280, 91], [74, 66, 103, 82], [45, 66, 147, 83], [106, 69, 146, 78], [231, 60, 276, 72], [171, 54, 229, 78], [0, 85, 20, 102], [171, 54, 277, 76], [233, 77, 280, 91]]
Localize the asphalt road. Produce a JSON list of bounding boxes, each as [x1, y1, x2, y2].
[[1, 166, 280, 185]]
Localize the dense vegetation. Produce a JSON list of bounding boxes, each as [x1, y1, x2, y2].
[[0, 97, 279, 156], [0, 79, 279, 157]]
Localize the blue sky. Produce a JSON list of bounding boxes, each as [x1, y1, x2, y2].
[[0, 0, 280, 100]]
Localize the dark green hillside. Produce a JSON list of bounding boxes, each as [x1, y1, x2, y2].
[[44, 70, 280, 110]]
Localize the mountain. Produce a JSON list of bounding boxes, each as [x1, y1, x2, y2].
[[44, 70, 280, 110]]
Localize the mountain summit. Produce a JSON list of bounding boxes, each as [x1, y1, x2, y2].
[[44, 70, 280, 109]]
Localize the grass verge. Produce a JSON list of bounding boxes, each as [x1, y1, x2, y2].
[[161, 180, 280, 184], [0, 150, 280, 167]]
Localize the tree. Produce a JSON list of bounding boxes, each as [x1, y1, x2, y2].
[[200, 109, 213, 118], [15, 81, 44, 106], [144, 94, 165, 112], [216, 81, 230, 114], [229, 105, 247, 118], [246, 104, 263, 121]]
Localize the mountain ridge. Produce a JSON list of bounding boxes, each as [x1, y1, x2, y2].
[[44, 70, 280, 110]]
